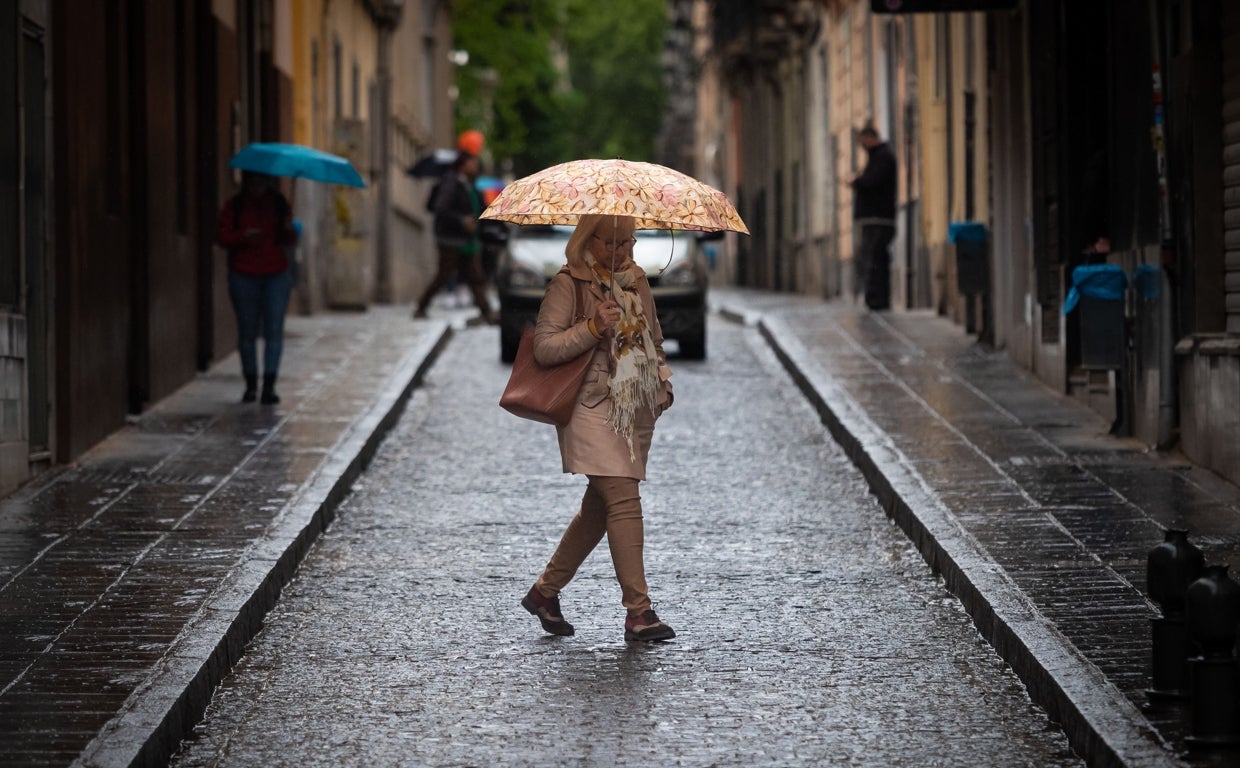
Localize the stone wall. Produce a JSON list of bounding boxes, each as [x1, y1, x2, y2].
[[1177, 337, 1240, 487]]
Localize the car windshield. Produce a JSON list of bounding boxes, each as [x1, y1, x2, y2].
[[508, 224, 693, 270], [511, 225, 696, 239], [513, 225, 574, 239]]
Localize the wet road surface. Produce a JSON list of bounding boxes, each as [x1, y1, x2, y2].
[[171, 319, 1082, 767]]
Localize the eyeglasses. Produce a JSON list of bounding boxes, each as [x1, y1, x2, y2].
[[591, 234, 637, 248]]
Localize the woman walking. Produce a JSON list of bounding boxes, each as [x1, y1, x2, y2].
[[520, 214, 676, 642], [216, 171, 298, 404]]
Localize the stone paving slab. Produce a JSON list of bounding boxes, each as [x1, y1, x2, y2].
[[713, 289, 1240, 767], [0, 307, 450, 768]]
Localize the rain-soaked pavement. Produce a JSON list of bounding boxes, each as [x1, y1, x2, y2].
[[171, 320, 1082, 767], [0, 308, 448, 767], [714, 290, 1240, 766]]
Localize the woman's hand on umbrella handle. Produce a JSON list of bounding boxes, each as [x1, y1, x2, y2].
[[593, 299, 621, 334]]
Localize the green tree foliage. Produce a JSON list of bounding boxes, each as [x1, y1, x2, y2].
[[561, 0, 667, 163], [452, 0, 667, 176], [452, 0, 567, 176]]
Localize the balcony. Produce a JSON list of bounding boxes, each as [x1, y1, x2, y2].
[[713, 0, 822, 81]]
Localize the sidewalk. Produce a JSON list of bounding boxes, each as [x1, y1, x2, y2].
[[0, 307, 450, 768], [714, 288, 1240, 768]]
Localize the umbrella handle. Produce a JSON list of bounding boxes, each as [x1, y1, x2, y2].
[[656, 231, 676, 275], [610, 213, 617, 296]]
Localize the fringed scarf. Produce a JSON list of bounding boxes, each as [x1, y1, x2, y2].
[[586, 252, 662, 461]]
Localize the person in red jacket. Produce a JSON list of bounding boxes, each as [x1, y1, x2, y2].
[[216, 171, 298, 404]]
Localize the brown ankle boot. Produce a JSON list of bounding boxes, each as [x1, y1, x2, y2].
[[624, 609, 675, 642], [521, 586, 574, 636]]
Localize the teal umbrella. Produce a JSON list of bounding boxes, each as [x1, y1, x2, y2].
[[229, 142, 366, 188]]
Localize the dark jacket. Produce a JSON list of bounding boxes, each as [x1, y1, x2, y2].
[[852, 142, 897, 222], [433, 171, 481, 253]]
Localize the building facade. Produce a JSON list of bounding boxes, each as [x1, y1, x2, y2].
[[701, 0, 927, 306], [0, 0, 455, 497], [706, 0, 829, 295], [288, 0, 454, 312], [0, 0, 298, 497], [693, 0, 1240, 484]]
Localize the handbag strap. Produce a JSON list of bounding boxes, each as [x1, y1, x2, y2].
[[572, 275, 586, 324], [559, 268, 587, 326]]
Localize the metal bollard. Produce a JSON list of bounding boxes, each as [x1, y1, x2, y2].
[[1146, 529, 1204, 703], [1185, 564, 1240, 748]]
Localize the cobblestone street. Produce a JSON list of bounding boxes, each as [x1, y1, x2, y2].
[[170, 319, 1081, 767]]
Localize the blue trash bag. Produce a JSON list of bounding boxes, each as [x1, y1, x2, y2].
[[1063, 264, 1127, 314], [948, 221, 987, 244]]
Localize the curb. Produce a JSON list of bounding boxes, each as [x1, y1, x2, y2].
[[720, 303, 1180, 768], [76, 322, 453, 768]]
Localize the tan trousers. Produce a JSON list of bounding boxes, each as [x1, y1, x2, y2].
[[535, 475, 650, 615]]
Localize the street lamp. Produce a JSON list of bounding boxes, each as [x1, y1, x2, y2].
[[479, 67, 499, 148]]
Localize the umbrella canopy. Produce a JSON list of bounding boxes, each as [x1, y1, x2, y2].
[[407, 148, 458, 178], [480, 158, 748, 234], [229, 143, 365, 188]]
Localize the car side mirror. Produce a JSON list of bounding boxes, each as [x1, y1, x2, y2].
[[695, 230, 725, 242]]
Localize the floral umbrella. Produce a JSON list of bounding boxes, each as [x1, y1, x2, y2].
[[479, 158, 749, 234]]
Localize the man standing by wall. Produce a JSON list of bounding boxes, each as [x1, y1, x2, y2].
[[850, 125, 898, 311]]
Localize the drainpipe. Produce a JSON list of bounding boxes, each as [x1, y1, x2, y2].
[[1148, 0, 1176, 446], [904, 18, 918, 308], [370, 0, 403, 303]]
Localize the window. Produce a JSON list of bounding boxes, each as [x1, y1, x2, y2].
[[311, 39, 319, 146], [352, 60, 360, 116], [935, 15, 948, 101], [333, 38, 342, 119], [965, 14, 975, 90]]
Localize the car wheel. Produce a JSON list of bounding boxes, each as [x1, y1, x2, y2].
[[501, 330, 520, 363], [679, 328, 706, 360]]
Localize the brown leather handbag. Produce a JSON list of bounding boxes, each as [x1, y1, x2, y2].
[[499, 276, 593, 426]]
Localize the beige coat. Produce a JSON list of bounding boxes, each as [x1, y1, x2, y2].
[[533, 262, 673, 480]]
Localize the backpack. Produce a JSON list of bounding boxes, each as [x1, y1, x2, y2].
[[425, 179, 443, 213]]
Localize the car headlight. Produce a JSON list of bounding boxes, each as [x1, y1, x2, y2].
[[507, 263, 545, 289], [660, 261, 699, 288]]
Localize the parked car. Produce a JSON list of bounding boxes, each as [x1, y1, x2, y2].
[[495, 225, 710, 362]]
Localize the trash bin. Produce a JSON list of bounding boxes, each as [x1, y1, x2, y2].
[[325, 236, 372, 310], [948, 221, 988, 295], [1063, 264, 1127, 370]]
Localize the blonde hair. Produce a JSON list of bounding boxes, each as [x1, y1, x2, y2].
[[565, 214, 636, 270]]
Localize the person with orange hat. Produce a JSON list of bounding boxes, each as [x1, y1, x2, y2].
[[414, 151, 497, 323]]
